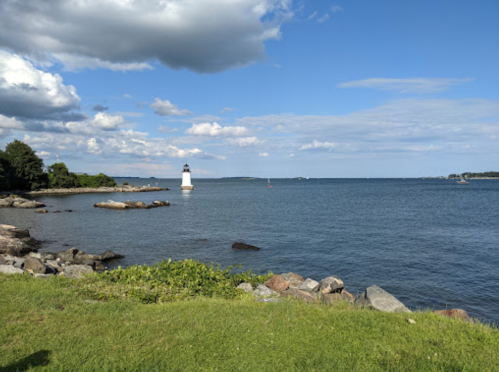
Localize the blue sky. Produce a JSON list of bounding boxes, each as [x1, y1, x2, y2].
[[0, 0, 497, 178]]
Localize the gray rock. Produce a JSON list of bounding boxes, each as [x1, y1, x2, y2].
[[318, 275, 344, 294], [237, 283, 253, 292], [253, 284, 278, 298], [321, 291, 355, 305], [94, 250, 124, 261], [356, 285, 410, 313], [13, 258, 24, 269], [24, 257, 54, 274], [28, 252, 43, 259], [62, 265, 94, 278], [0, 265, 24, 274], [299, 278, 320, 292], [35, 208, 48, 213], [280, 272, 304, 289]]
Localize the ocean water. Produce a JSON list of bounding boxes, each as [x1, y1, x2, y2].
[[2, 178, 498, 323]]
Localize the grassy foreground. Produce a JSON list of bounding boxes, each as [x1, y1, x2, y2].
[[1, 274, 498, 372]]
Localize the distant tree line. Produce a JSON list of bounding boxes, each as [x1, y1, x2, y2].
[[448, 172, 499, 179], [0, 140, 117, 191]]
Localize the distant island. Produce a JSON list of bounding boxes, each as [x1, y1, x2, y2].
[[447, 171, 499, 179], [221, 177, 260, 180]]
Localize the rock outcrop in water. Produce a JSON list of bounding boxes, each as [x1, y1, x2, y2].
[[0, 196, 45, 209], [94, 200, 170, 209], [0, 224, 124, 278], [26, 185, 169, 195], [232, 242, 260, 251]]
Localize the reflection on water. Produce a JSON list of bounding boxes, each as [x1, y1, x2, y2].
[[181, 190, 192, 199]]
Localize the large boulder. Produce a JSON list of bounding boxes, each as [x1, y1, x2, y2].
[[62, 265, 94, 278], [280, 272, 304, 289], [281, 288, 316, 303], [356, 285, 410, 313], [24, 257, 54, 274], [0, 265, 24, 274], [0, 235, 38, 255], [318, 276, 344, 294], [321, 291, 355, 305], [264, 275, 289, 292], [299, 278, 320, 292], [0, 197, 44, 208], [434, 309, 470, 321], [253, 284, 278, 298], [232, 242, 260, 251]]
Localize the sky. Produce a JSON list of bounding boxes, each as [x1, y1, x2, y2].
[[0, 0, 498, 178]]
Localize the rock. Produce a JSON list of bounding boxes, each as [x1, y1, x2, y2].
[[152, 200, 170, 207], [434, 309, 470, 321], [0, 196, 45, 209], [28, 252, 43, 259], [232, 242, 260, 251], [94, 250, 124, 261], [0, 256, 6, 265], [0, 234, 38, 255], [407, 318, 416, 324], [280, 272, 304, 288], [55, 248, 79, 263], [281, 288, 316, 303], [318, 275, 344, 294], [253, 284, 278, 298], [24, 257, 54, 274], [64, 209, 73, 212], [264, 275, 289, 292], [356, 285, 410, 313], [299, 278, 320, 292], [94, 200, 170, 209], [62, 265, 94, 278], [45, 260, 62, 273], [0, 265, 24, 274], [35, 209, 48, 214], [321, 291, 355, 305], [53, 210, 62, 213], [12, 258, 24, 269], [43, 253, 55, 260], [0, 225, 30, 239], [236, 283, 253, 292], [34, 274, 53, 279], [94, 200, 128, 209]]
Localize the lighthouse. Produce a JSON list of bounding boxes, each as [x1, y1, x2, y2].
[[181, 163, 194, 190]]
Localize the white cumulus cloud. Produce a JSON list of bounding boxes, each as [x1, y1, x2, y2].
[[150, 98, 192, 116], [0, 50, 80, 119], [186, 122, 249, 137], [226, 136, 264, 147], [300, 140, 336, 150], [0, 0, 293, 73]]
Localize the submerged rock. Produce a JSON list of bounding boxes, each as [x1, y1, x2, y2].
[[232, 242, 260, 251], [356, 285, 410, 313]]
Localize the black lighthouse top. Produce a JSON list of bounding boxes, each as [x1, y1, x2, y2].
[[183, 163, 190, 172]]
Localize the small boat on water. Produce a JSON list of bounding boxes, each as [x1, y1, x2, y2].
[[266, 178, 273, 188], [456, 178, 469, 184]]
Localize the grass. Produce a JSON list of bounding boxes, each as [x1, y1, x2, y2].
[[1, 273, 498, 371]]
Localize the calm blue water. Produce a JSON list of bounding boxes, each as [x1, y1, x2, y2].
[[2, 178, 498, 323]]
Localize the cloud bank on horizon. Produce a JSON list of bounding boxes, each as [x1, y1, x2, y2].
[[0, 0, 498, 178]]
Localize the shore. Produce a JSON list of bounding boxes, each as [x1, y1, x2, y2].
[[24, 185, 169, 195]]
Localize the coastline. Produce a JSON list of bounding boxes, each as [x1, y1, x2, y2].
[[24, 185, 169, 195]]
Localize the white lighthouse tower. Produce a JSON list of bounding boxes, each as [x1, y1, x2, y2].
[[181, 163, 194, 190]]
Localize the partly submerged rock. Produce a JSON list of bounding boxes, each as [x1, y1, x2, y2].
[[94, 200, 170, 209], [232, 242, 260, 251], [35, 209, 48, 214], [356, 285, 410, 313]]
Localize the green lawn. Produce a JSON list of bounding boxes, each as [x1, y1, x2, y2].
[[1, 273, 498, 371]]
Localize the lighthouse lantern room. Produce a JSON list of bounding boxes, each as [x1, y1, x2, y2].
[[181, 163, 194, 190]]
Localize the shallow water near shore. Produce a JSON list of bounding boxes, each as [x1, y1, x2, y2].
[[2, 178, 498, 323]]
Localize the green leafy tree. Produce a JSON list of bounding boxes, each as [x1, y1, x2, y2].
[[48, 162, 80, 188], [3, 140, 47, 190], [77, 173, 117, 188], [0, 149, 10, 191]]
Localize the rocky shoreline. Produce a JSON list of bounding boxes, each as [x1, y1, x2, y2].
[[25, 184, 169, 195], [0, 223, 470, 321], [0, 224, 123, 278]]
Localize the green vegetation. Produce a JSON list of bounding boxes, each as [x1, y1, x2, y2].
[[448, 171, 499, 179], [1, 267, 498, 371], [0, 140, 117, 191], [75, 259, 272, 303], [76, 173, 117, 188], [0, 140, 48, 190], [47, 162, 79, 189]]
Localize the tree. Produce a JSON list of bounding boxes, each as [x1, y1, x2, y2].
[[3, 140, 47, 190], [77, 173, 117, 188], [47, 162, 80, 188], [0, 149, 10, 191]]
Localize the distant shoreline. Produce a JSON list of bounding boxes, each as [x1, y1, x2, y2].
[[23, 185, 169, 196]]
